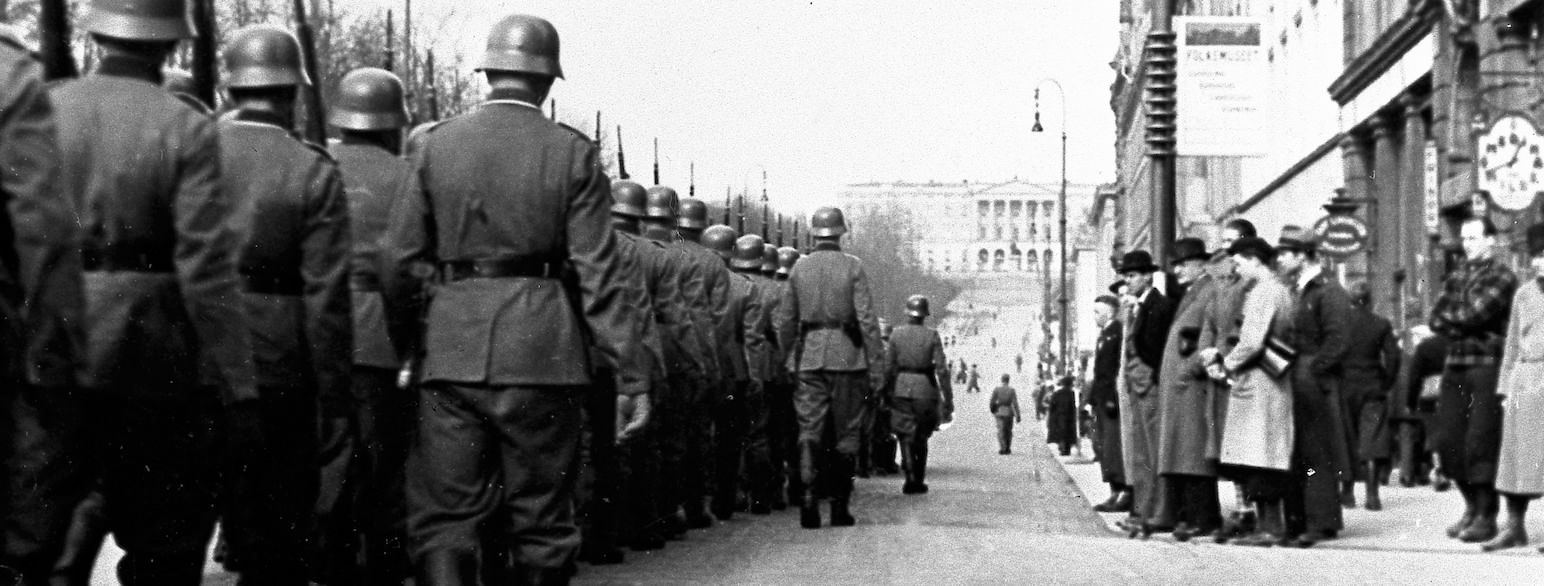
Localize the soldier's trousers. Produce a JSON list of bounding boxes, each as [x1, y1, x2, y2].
[[652, 373, 693, 526], [711, 382, 748, 516], [794, 371, 869, 500], [742, 381, 774, 509], [313, 366, 414, 585], [617, 406, 659, 545], [766, 378, 800, 502], [406, 383, 581, 575], [99, 388, 223, 585], [681, 380, 714, 517], [577, 370, 622, 555], [222, 384, 320, 584], [4, 384, 90, 586]]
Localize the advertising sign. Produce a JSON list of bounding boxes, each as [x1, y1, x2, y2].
[[1175, 17, 1266, 156], [1312, 213, 1370, 258]]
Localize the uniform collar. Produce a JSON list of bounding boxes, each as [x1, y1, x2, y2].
[[814, 241, 842, 252], [95, 55, 163, 85], [482, 89, 541, 110], [229, 109, 292, 131]]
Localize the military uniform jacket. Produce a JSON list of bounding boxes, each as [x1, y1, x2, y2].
[[1, 42, 84, 388], [333, 140, 417, 370], [664, 237, 717, 381], [756, 274, 785, 382], [614, 231, 666, 385], [682, 239, 735, 381], [774, 243, 882, 378], [885, 323, 952, 403], [382, 96, 646, 394], [50, 57, 256, 403], [643, 231, 708, 379], [727, 269, 769, 383], [220, 111, 352, 410]]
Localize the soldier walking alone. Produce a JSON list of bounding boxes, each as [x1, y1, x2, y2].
[[774, 207, 883, 529], [381, 14, 647, 585], [886, 295, 954, 493]]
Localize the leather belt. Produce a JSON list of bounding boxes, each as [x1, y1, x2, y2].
[[898, 367, 934, 375], [242, 273, 303, 296], [81, 249, 173, 273], [350, 272, 382, 292], [440, 257, 563, 282]]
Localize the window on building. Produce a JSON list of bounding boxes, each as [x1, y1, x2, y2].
[[1010, 201, 1022, 217], [1011, 227, 1019, 241]]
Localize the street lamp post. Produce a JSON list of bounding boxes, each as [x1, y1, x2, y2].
[[1034, 79, 1078, 459], [1031, 79, 1069, 380]]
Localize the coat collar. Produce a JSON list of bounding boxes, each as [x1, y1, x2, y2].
[[95, 55, 163, 85]]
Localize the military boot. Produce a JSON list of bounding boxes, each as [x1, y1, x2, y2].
[[1363, 462, 1383, 512], [914, 443, 930, 494], [829, 497, 856, 527], [800, 488, 821, 529], [1459, 486, 1500, 543], [899, 444, 921, 494]]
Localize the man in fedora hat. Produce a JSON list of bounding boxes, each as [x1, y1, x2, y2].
[[1115, 249, 1175, 536], [1156, 237, 1225, 540], [1275, 226, 1355, 547]]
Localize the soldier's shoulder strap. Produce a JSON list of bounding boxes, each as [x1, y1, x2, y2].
[[300, 139, 339, 164]]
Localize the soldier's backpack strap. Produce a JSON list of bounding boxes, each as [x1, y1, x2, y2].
[[301, 139, 338, 164]]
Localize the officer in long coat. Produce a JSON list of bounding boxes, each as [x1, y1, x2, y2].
[[381, 14, 647, 585], [0, 24, 87, 586], [1154, 238, 1222, 540], [39, 1, 260, 583], [675, 199, 734, 529], [314, 66, 418, 585], [774, 207, 882, 529], [886, 295, 953, 495], [216, 26, 353, 584]]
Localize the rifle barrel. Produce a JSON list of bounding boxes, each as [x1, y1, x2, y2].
[[39, 0, 78, 80], [191, 0, 217, 109], [293, 0, 326, 143], [616, 125, 629, 180]]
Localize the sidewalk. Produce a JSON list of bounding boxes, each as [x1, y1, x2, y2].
[[1041, 419, 1544, 557]]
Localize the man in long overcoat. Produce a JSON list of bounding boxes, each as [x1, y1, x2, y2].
[[1156, 238, 1223, 540]]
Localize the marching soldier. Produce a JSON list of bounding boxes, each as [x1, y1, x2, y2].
[[701, 226, 769, 520], [611, 181, 685, 553], [674, 198, 733, 528], [887, 295, 954, 494], [755, 242, 788, 509], [576, 180, 660, 565], [871, 319, 900, 476], [381, 14, 647, 585], [640, 185, 714, 540], [0, 22, 86, 586], [39, 1, 260, 583], [733, 235, 779, 513], [761, 243, 779, 279], [216, 25, 353, 585], [315, 66, 417, 585], [771, 246, 802, 507], [774, 207, 882, 529]]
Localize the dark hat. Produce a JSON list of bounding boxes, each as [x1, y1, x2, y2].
[[1274, 225, 1316, 253], [1227, 236, 1275, 262], [1173, 237, 1209, 264], [1117, 250, 1158, 274], [1107, 281, 1124, 295], [1528, 223, 1544, 257]]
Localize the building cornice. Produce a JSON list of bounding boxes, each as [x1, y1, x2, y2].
[[1327, 5, 1439, 105], [1225, 131, 1345, 219]]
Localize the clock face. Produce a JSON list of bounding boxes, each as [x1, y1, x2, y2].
[[1478, 114, 1544, 212]]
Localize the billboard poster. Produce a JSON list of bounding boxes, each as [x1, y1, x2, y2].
[[1175, 17, 1266, 156]]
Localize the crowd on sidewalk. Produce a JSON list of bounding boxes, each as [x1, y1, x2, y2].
[[1069, 216, 1544, 552]]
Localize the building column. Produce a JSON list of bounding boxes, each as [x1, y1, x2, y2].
[[1400, 95, 1428, 331], [1370, 113, 1401, 318], [1340, 132, 1372, 285]]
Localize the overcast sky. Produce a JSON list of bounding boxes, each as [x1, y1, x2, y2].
[[346, 0, 1120, 214]]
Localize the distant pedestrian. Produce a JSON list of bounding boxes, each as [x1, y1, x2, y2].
[[966, 365, 981, 393], [989, 375, 1022, 454], [1016, 354, 1024, 373], [1046, 376, 1078, 456]]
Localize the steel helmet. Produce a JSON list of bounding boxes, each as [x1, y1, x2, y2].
[[82, 0, 196, 41], [611, 180, 648, 218], [476, 14, 563, 78], [809, 206, 847, 238], [702, 225, 738, 260], [905, 295, 930, 318], [776, 246, 801, 276], [330, 67, 408, 130], [761, 243, 778, 273], [224, 25, 310, 88], [644, 186, 679, 221], [678, 198, 709, 231], [732, 235, 766, 270]]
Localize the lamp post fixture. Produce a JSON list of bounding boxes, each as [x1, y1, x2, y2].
[[1031, 79, 1069, 380]]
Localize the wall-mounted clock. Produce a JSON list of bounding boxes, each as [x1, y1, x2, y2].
[[1478, 114, 1544, 212]]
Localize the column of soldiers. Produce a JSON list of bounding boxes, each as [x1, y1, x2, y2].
[[0, 3, 942, 585]]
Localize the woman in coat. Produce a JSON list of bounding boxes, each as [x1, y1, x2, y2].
[[1207, 237, 1296, 547], [1482, 223, 1544, 552]]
